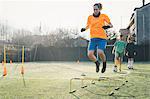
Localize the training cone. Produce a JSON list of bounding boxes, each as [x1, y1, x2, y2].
[[3, 66, 7, 76], [21, 66, 24, 75]]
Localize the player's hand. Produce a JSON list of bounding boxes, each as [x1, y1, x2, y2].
[[102, 26, 111, 29], [81, 28, 86, 32]]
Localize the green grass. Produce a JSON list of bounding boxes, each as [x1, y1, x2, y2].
[[0, 62, 150, 99]]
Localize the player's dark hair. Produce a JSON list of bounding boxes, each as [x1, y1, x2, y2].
[[94, 3, 102, 10]]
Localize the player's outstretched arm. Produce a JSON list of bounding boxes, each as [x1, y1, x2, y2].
[[102, 22, 113, 29]]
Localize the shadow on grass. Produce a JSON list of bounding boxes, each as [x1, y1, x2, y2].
[[93, 83, 118, 88], [70, 93, 80, 99], [83, 84, 136, 98], [111, 83, 136, 99], [115, 71, 128, 74], [83, 88, 109, 96], [85, 88, 136, 99], [112, 94, 135, 99]]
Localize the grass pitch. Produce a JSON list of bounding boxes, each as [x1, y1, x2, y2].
[[0, 62, 150, 99]]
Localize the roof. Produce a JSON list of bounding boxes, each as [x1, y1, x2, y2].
[[134, 2, 150, 11], [127, 3, 150, 29]]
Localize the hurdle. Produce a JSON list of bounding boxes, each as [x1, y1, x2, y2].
[[69, 73, 129, 96], [113, 72, 129, 90], [69, 76, 113, 95]]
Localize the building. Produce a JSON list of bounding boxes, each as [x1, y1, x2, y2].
[[127, 3, 150, 45], [127, 3, 150, 61]]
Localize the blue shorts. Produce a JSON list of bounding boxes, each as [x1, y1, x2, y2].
[[88, 38, 107, 51]]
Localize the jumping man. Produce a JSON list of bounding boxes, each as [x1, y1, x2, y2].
[[81, 3, 113, 73]]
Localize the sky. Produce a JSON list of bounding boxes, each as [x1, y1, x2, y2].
[[0, 0, 149, 33]]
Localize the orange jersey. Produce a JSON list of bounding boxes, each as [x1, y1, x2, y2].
[[86, 14, 111, 39]]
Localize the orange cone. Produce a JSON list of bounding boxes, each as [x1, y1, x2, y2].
[[3, 66, 7, 76], [21, 66, 24, 75]]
